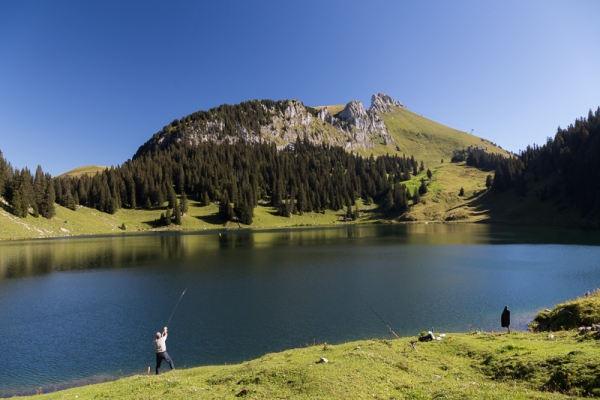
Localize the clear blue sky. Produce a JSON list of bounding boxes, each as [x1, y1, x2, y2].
[[1, 1, 599, 175]]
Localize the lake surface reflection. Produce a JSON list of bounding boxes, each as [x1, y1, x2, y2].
[[2, 224, 600, 395]]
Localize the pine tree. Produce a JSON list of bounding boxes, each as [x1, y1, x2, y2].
[[383, 190, 393, 211], [41, 181, 56, 219], [180, 191, 188, 215], [418, 179, 428, 196], [167, 186, 177, 209], [427, 169, 432, 180], [239, 202, 253, 225], [353, 204, 360, 220], [173, 199, 182, 225], [202, 191, 211, 207], [485, 174, 493, 190], [459, 187, 465, 196], [346, 204, 352, 219], [412, 187, 420, 205], [219, 193, 233, 222], [33, 165, 45, 213]]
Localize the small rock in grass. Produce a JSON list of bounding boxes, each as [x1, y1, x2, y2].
[[316, 357, 328, 363]]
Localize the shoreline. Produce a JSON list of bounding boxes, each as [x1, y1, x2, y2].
[[1, 217, 598, 242]]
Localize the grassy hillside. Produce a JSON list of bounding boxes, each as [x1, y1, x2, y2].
[[375, 107, 509, 165], [0, 197, 379, 240], [314, 104, 511, 166], [58, 165, 107, 177], [23, 325, 600, 398]]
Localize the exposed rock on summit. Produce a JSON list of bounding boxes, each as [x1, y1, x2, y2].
[[337, 100, 394, 146], [370, 92, 406, 113], [134, 93, 406, 158]]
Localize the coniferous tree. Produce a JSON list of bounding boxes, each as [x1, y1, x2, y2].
[[353, 204, 360, 220], [412, 187, 420, 205], [219, 192, 233, 222], [383, 190, 393, 211], [459, 187, 465, 196], [485, 174, 493, 190], [180, 191, 188, 215], [164, 208, 172, 226], [418, 179, 428, 196], [10, 173, 27, 218], [202, 191, 210, 207], [41, 180, 56, 219], [0, 150, 9, 198], [173, 199, 182, 225]]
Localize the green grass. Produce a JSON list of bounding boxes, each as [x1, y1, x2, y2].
[[531, 289, 600, 332], [58, 165, 108, 177], [23, 291, 600, 398], [0, 197, 385, 241], [24, 329, 600, 399], [313, 104, 345, 116], [373, 108, 510, 166]]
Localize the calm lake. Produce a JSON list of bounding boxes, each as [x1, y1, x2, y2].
[[2, 224, 600, 396]]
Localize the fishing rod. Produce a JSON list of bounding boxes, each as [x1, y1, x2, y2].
[[166, 288, 187, 327], [164, 248, 213, 328], [365, 301, 399, 339]]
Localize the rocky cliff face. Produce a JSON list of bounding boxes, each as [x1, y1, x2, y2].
[[134, 93, 406, 158], [370, 92, 406, 113]]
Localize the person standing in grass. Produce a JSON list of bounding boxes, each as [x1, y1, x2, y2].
[[154, 326, 175, 374], [501, 306, 511, 333]]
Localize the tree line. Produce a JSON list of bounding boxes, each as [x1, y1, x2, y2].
[[454, 107, 600, 217], [0, 151, 56, 219], [0, 139, 426, 224]]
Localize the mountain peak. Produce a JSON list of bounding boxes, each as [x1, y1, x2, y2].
[[370, 93, 405, 113]]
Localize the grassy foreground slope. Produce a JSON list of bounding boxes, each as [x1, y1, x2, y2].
[[26, 331, 599, 399], [23, 292, 600, 398]]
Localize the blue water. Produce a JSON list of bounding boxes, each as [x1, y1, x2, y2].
[[1, 224, 600, 396]]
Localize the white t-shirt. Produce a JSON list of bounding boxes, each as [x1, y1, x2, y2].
[[154, 335, 167, 353]]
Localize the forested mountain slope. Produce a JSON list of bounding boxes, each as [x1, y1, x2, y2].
[[133, 93, 508, 165]]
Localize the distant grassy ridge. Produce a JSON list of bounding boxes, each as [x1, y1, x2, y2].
[[21, 291, 600, 398], [313, 104, 345, 116], [58, 165, 108, 177]]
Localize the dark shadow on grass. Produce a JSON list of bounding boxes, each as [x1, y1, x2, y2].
[[358, 205, 385, 222], [141, 219, 160, 228], [195, 213, 224, 225]]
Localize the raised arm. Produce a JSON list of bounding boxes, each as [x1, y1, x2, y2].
[[163, 326, 168, 338]]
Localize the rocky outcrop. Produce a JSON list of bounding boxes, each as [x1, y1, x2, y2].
[[370, 92, 405, 113], [134, 93, 405, 158], [317, 107, 334, 124], [337, 100, 395, 146]]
